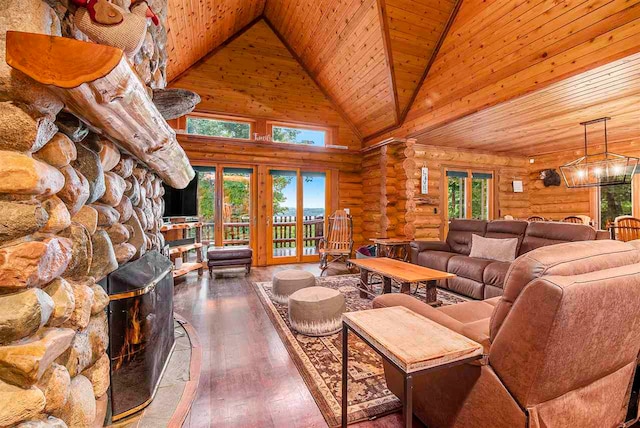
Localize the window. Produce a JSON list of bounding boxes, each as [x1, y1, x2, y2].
[[186, 116, 252, 140], [446, 169, 494, 221], [270, 123, 327, 147], [599, 183, 633, 229]]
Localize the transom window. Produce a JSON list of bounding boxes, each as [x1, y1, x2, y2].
[[446, 169, 494, 221], [269, 123, 327, 147], [186, 116, 252, 140]]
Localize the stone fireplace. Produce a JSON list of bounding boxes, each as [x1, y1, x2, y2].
[[0, 0, 194, 426]]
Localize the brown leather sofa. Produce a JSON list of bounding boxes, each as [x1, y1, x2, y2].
[[374, 240, 640, 428], [411, 219, 606, 299]]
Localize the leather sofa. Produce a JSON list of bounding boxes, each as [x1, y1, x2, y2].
[[374, 240, 640, 428], [411, 219, 607, 299]]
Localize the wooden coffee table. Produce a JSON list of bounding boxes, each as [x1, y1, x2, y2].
[[348, 257, 454, 306], [341, 307, 483, 427]]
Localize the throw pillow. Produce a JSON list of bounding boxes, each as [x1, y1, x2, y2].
[[469, 234, 518, 262]]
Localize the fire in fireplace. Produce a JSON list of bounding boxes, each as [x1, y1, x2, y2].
[[104, 250, 175, 422]]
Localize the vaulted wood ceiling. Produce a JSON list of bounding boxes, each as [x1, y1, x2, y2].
[[166, 0, 640, 152]]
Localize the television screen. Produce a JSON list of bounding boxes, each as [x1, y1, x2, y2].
[[163, 175, 198, 217]]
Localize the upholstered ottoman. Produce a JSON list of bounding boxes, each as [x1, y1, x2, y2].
[[207, 246, 253, 276], [272, 270, 316, 304], [288, 287, 346, 336]]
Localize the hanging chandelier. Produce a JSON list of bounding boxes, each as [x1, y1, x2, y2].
[[559, 117, 638, 188]]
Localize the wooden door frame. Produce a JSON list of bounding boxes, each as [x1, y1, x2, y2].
[[266, 167, 332, 265], [193, 162, 258, 265]]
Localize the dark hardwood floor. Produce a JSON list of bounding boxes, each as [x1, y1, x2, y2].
[[173, 263, 423, 428]]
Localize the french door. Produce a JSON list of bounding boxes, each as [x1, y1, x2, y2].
[[195, 165, 256, 251], [444, 167, 495, 236], [266, 168, 330, 265]]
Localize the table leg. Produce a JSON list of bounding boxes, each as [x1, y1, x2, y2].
[[425, 279, 439, 306], [403, 374, 413, 428], [359, 268, 370, 298], [383, 276, 392, 294], [400, 282, 411, 294], [342, 323, 349, 428]]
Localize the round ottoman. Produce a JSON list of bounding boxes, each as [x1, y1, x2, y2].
[[288, 287, 346, 336], [272, 270, 316, 304]]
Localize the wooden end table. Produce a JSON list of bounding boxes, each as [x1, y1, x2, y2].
[[341, 307, 483, 427], [348, 257, 455, 306], [369, 238, 412, 261]]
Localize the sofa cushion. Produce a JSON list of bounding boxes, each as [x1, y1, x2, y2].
[[439, 300, 495, 324], [448, 256, 493, 282], [483, 261, 510, 288], [518, 221, 596, 256], [417, 250, 457, 272], [485, 220, 528, 253], [469, 235, 518, 262], [447, 276, 485, 300], [207, 246, 253, 261], [446, 219, 487, 255]]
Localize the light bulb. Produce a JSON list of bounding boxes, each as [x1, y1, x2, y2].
[[593, 167, 602, 176], [576, 169, 586, 178]]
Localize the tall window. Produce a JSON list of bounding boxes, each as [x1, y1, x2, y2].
[[447, 169, 493, 221], [599, 183, 632, 229], [269, 123, 327, 147], [186, 116, 252, 139]]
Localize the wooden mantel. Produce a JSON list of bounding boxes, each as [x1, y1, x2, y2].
[[6, 31, 195, 189]]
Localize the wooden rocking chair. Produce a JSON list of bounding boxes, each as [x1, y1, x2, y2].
[[319, 210, 354, 275]]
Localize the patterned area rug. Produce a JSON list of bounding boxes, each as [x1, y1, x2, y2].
[[253, 274, 469, 427]]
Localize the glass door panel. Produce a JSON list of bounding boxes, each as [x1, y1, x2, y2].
[[447, 171, 467, 220], [302, 171, 326, 256], [196, 167, 215, 245], [222, 168, 252, 247], [270, 170, 298, 259], [471, 172, 492, 220]]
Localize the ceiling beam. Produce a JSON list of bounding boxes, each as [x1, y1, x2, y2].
[[262, 16, 364, 141], [376, 0, 400, 124], [363, 0, 463, 143]]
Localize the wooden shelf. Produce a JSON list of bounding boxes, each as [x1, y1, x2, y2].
[[161, 222, 203, 232], [5, 31, 194, 189], [173, 262, 205, 278], [169, 243, 203, 256]]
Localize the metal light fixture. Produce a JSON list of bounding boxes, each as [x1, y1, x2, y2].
[[560, 117, 638, 188]]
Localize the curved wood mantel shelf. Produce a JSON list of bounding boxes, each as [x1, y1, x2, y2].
[[6, 31, 195, 189]]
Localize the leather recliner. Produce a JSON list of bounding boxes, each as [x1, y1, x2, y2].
[[411, 219, 605, 299], [374, 240, 640, 428]]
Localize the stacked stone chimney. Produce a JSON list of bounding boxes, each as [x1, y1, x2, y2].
[[0, 0, 169, 426]]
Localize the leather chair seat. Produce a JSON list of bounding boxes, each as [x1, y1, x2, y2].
[[448, 256, 492, 282], [483, 261, 510, 287]]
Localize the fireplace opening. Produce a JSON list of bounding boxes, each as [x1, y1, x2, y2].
[[103, 250, 175, 422]]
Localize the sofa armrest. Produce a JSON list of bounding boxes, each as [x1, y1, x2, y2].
[[409, 240, 451, 264]]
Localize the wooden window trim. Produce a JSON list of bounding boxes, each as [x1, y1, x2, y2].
[[442, 166, 496, 236], [590, 174, 640, 229], [266, 120, 335, 147], [183, 113, 256, 141]]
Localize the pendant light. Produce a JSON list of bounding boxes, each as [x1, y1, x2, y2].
[[559, 117, 638, 188]]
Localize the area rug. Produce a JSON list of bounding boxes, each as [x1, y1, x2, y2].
[[253, 274, 469, 427]]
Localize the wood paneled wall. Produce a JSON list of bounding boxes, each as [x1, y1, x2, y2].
[[179, 135, 364, 263], [170, 20, 361, 150], [264, 0, 397, 137], [165, 0, 265, 81]]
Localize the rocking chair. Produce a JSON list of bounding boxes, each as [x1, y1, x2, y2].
[[318, 210, 354, 275]]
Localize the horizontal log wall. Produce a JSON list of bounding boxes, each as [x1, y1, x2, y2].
[[409, 144, 530, 241]]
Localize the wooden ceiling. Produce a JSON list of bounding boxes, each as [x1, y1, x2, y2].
[[418, 52, 640, 155], [165, 0, 458, 138], [165, 0, 640, 152]]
